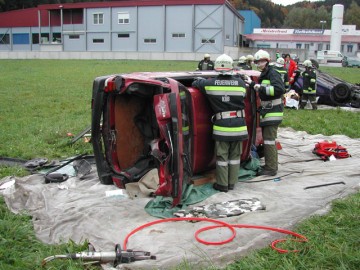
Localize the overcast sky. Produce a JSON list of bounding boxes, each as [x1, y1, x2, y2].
[[271, 0, 322, 6]]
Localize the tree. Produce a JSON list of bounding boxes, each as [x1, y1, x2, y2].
[[344, 1, 360, 29], [283, 6, 331, 29]]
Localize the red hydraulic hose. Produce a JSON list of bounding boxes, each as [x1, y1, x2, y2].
[[123, 217, 308, 253]]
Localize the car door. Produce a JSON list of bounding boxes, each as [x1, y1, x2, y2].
[[153, 78, 184, 207]]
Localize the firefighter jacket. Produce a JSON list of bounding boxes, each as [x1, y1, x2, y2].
[[257, 65, 285, 127], [236, 63, 248, 70], [302, 68, 317, 95], [192, 75, 248, 142], [197, 60, 214, 70], [273, 65, 289, 90]]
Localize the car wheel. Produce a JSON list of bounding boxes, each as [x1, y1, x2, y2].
[[330, 83, 351, 104], [310, 59, 319, 69]]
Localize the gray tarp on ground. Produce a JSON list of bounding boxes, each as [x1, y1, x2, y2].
[[1, 127, 360, 270]]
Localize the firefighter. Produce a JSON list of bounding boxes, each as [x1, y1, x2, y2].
[[300, 59, 317, 110], [244, 54, 254, 70], [237, 56, 248, 70], [192, 54, 248, 192], [273, 57, 289, 91], [245, 49, 285, 176], [284, 53, 297, 86], [276, 50, 281, 60], [197, 53, 214, 71]]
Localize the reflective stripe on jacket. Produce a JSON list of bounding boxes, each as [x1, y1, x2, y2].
[[192, 75, 249, 142], [302, 69, 317, 95], [258, 65, 285, 127]]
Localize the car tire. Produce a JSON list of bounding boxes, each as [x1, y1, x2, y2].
[[310, 59, 319, 69], [330, 83, 351, 104]]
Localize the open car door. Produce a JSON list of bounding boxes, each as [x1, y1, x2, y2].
[[91, 75, 186, 207]]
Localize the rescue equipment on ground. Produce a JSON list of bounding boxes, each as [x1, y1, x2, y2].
[[42, 244, 156, 266], [312, 140, 351, 161]]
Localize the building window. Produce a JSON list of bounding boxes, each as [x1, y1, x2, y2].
[[225, 34, 230, 40], [201, 38, 215, 44], [317, 44, 323, 51], [144, 38, 156, 43], [305, 44, 310, 50], [0, 33, 10, 44], [93, 13, 104, 25], [257, 44, 270, 48], [296, 43, 302, 49], [118, 12, 129, 24], [13, 33, 30, 45], [93, 38, 104, 43], [69, 35, 80, 39], [172, 33, 186, 38], [347, 44, 353, 53], [341, 45, 344, 52], [118, 33, 130, 38], [31, 33, 50, 44], [326, 44, 330, 50]]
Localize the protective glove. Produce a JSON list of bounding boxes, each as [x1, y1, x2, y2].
[[243, 75, 252, 85], [253, 84, 261, 91]]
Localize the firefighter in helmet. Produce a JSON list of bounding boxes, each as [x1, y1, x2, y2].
[[300, 59, 317, 110], [192, 54, 248, 192], [273, 57, 289, 91], [244, 54, 254, 70], [244, 49, 285, 176], [237, 56, 248, 70], [197, 53, 214, 71]]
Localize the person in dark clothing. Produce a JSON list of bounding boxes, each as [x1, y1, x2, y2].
[[244, 54, 254, 70], [300, 59, 317, 110], [236, 55, 248, 70], [245, 49, 285, 176], [273, 57, 289, 91], [197, 53, 214, 71], [192, 54, 248, 192]]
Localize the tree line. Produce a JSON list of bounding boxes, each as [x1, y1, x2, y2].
[[1, 0, 360, 30]]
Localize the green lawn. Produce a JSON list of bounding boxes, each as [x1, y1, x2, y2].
[[0, 60, 359, 270]]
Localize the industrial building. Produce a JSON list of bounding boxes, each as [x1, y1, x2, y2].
[[245, 26, 360, 59], [0, 0, 245, 60], [245, 4, 360, 60]]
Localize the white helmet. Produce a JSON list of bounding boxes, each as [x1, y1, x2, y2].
[[276, 57, 285, 65], [246, 54, 254, 61], [254, 50, 270, 63], [303, 59, 312, 67], [204, 53, 211, 59], [214, 54, 233, 73], [238, 56, 247, 64]]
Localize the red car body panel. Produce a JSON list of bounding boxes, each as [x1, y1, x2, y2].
[[91, 70, 261, 207]]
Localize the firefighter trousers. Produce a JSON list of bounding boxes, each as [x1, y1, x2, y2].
[[215, 141, 242, 187], [262, 125, 279, 172], [300, 94, 317, 110]]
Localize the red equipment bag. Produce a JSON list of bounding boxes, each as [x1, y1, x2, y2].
[[312, 140, 351, 161]]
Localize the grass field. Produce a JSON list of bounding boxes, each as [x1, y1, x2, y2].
[[0, 60, 359, 270]]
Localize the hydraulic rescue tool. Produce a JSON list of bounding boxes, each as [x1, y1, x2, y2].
[[42, 244, 156, 267]]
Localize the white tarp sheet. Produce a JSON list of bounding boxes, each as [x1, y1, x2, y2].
[[1, 127, 360, 269]]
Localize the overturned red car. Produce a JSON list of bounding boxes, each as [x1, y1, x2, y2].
[[91, 70, 262, 206]]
